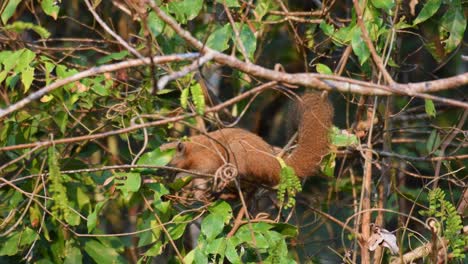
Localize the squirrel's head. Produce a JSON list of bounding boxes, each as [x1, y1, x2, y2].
[[168, 141, 191, 170], [164, 138, 225, 174]]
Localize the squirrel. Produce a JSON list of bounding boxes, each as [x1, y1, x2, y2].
[[163, 93, 333, 195]]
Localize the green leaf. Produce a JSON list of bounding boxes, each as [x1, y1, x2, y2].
[[114, 172, 141, 197], [168, 0, 203, 23], [332, 25, 353, 46], [351, 27, 370, 65], [64, 247, 83, 264], [21, 66, 34, 93], [413, 0, 441, 25], [424, 99, 436, 118], [0, 228, 36, 256], [219, 0, 240, 7], [0, 50, 12, 62], [1, 0, 21, 24], [0, 49, 24, 82], [330, 126, 359, 147], [205, 237, 226, 255], [316, 63, 333, 75], [235, 227, 270, 249], [41, 0, 60, 20], [138, 217, 162, 247], [319, 21, 335, 37], [320, 152, 336, 177], [190, 82, 205, 115], [0, 234, 20, 256], [439, 5, 466, 53], [16, 49, 36, 72], [44, 60, 56, 85], [395, 17, 413, 30], [137, 147, 174, 167], [255, 0, 276, 20], [19, 227, 37, 246], [236, 23, 257, 59], [426, 130, 440, 153], [52, 111, 68, 134], [92, 0, 103, 8], [271, 222, 299, 237], [96, 51, 129, 65], [183, 0, 203, 20], [56, 64, 78, 78], [208, 201, 232, 223], [184, 249, 195, 263], [225, 238, 241, 263], [154, 201, 171, 222], [65, 207, 81, 226], [180, 87, 190, 109], [206, 24, 232, 52], [144, 241, 164, 256], [5, 73, 19, 89], [246, 222, 272, 233], [76, 187, 91, 210], [167, 176, 192, 191], [371, 0, 395, 12], [84, 240, 125, 264], [89, 75, 111, 96], [147, 11, 166, 37], [167, 214, 192, 240], [194, 248, 208, 264], [87, 200, 107, 233], [40, 94, 54, 103], [201, 213, 225, 241], [147, 182, 170, 201], [4, 21, 51, 39]]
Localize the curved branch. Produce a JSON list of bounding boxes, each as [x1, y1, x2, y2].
[[147, 1, 468, 109], [0, 53, 200, 119]]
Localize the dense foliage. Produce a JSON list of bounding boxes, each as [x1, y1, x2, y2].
[[0, 0, 466, 263]]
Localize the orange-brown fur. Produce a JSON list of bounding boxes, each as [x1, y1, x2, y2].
[[167, 93, 333, 186]]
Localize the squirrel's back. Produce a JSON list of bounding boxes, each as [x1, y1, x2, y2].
[[166, 93, 333, 187]]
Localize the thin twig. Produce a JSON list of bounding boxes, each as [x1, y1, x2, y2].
[[141, 194, 185, 263], [352, 0, 394, 85], [84, 0, 144, 59], [432, 109, 468, 188], [156, 52, 214, 91], [223, 3, 251, 62]]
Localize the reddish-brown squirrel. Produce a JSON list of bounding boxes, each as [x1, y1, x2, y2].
[[165, 93, 333, 190]]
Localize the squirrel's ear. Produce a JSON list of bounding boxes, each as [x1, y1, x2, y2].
[[176, 142, 185, 154]]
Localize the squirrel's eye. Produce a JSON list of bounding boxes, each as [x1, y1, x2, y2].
[[176, 142, 185, 153]]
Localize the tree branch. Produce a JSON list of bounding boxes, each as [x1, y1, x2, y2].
[[0, 53, 200, 119], [0, 81, 275, 151], [147, 1, 468, 109]]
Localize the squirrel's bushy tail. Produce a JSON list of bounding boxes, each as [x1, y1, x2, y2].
[[285, 93, 334, 177]]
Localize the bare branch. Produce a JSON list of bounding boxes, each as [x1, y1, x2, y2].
[[156, 52, 215, 91]]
